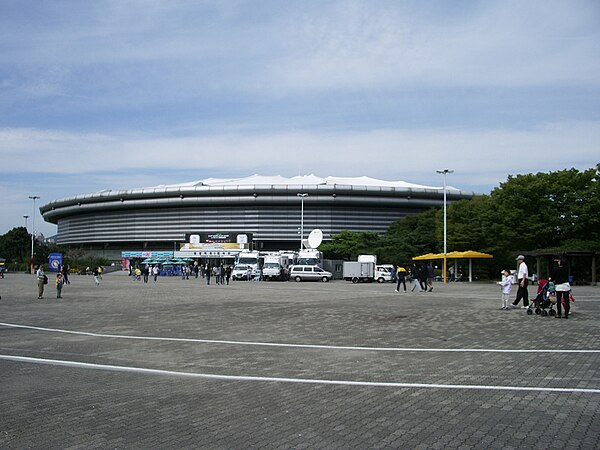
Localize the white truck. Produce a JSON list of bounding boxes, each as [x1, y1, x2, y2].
[[262, 254, 291, 281], [375, 264, 394, 283], [237, 250, 261, 271], [343, 256, 392, 283], [343, 261, 375, 283], [296, 249, 322, 266]]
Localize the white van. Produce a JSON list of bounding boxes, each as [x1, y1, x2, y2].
[[290, 265, 332, 282]]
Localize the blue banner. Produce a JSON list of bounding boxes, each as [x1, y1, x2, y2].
[[48, 253, 63, 272]]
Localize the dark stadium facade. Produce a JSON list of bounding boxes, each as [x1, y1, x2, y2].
[[40, 175, 476, 259]]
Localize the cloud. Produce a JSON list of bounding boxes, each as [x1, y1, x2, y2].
[[1, 121, 598, 183], [1, 121, 598, 235], [1, 0, 598, 109], [266, 0, 600, 91]]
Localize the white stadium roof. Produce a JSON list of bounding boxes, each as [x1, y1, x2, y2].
[[152, 174, 459, 192]]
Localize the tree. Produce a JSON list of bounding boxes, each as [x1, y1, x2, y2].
[[377, 208, 439, 264], [487, 165, 600, 252], [319, 230, 382, 260], [0, 227, 30, 264]]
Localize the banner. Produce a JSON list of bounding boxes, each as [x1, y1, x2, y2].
[[181, 232, 252, 251], [48, 253, 63, 272]]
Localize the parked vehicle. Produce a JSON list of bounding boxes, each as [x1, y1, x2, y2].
[[375, 264, 394, 283], [342, 255, 382, 283], [237, 251, 262, 271], [343, 261, 375, 283], [262, 254, 291, 281], [296, 249, 322, 266], [232, 264, 255, 281], [290, 265, 332, 282]]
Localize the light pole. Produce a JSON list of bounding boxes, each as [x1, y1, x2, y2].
[[436, 169, 453, 283], [297, 193, 308, 251], [29, 196, 40, 274], [23, 215, 29, 268]]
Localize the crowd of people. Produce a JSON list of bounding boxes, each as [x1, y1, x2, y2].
[[500, 255, 574, 318], [128, 262, 233, 286], [393, 263, 435, 293], [28, 255, 576, 318]]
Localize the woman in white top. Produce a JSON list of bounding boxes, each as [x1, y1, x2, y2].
[[36, 265, 46, 299]]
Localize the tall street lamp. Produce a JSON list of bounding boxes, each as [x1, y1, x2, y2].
[[297, 193, 308, 251], [23, 215, 29, 266], [436, 169, 453, 283], [29, 195, 40, 274]]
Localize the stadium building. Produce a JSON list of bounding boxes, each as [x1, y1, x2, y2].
[[40, 175, 476, 260]]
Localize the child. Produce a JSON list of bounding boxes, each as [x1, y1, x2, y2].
[[497, 269, 512, 309], [56, 273, 64, 298]]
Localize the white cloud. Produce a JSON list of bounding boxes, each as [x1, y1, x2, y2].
[[267, 0, 600, 91], [1, 120, 598, 235], [1, 0, 598, 105], [1, 121, 598, 184]]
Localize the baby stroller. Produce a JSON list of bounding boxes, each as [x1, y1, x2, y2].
[[527, 279, 556, 316]]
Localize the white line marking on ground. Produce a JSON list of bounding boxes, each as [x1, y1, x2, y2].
[[1, 354, 599, 394], [1, 322, 599, 354]]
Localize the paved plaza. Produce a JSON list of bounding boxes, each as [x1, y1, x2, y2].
[[1, 272, 599, 449]]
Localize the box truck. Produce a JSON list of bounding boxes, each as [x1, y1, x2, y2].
[[343, 261, 375, 283]]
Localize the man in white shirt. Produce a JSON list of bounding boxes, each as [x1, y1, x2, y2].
[[511, 255, 529, 308]]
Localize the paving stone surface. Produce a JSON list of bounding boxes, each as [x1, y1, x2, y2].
[[0, 272, 599, 449]]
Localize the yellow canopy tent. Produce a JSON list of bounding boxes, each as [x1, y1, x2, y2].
[[412, 250, 493, 282], [412, 253, 444, 261]]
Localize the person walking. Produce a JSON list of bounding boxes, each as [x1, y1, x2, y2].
[[418, 264, 428, 291], [550, 257, 571, 319], [225, 265, 231, 285], [213, 265, 220, 285], [152, 265, 159, 282], [61, 264, 70, 285], [36, 264, 46, 299], [497, 269, 512, 309], [93, 267, 101, 286], [410, 266, 422, 292], [56, 273, 64, 298], [426, 263, 435, 292], [143, 266, 149, 283], [511, 255, 529, 308], [219, 265, 225, 286], [395, 266, 407, 292], [206, 265, 211, 285]]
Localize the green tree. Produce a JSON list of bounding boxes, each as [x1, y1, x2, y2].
[[487, 165, 600, 252], [377, 208, 439, 264], [0, 227, 30, 264], [319, 230, 382, 260], [446, 196, 494, 252]]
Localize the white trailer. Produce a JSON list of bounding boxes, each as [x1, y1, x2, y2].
[[343, 261, 375, 283]]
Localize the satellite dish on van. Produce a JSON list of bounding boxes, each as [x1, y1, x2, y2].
[[307, 229, 323, 249]]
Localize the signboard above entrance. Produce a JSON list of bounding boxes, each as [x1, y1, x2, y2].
[[181, 232, 252, 251]]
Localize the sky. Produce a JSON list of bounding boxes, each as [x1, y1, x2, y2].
[[1, 0, 599, 237]]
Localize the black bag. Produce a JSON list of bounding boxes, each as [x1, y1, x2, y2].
[[43, 275, 48, 285]]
